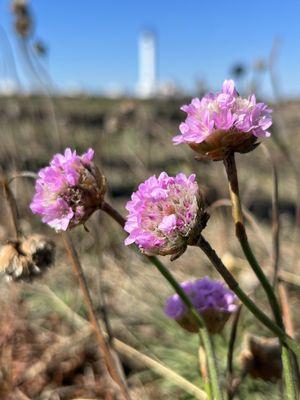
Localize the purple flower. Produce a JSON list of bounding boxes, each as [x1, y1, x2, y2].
[[164, 277, 237, 334], [124, 172, 199, 256], [30, 148, 106, 231], [173, 80, 272, 160]]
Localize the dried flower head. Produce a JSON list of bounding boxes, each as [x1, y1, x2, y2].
[[30, 148, 106, 231], [164, 277, 237, 334], [240, 334, 282, 381], [20, 234, 55, 269], [11, 0, 33, 38], [173, 80, 272, 160], [0, 235, 55, 281], [124, 172, 207, 257]]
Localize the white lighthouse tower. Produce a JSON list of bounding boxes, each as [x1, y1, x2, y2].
[[136, 30, 157, 98]]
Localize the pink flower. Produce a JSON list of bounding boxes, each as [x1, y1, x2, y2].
[[124, 172, 199, 256], [164, 277, 237, 334], [173, 80, 272, 160], [30, 148, 106, 231]]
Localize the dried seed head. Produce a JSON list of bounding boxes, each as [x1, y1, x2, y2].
[[20, 234, 55, 269], [0, 243, 20, 275], [0, 235, 55, 282], [240, 334, 282, 382], [11, 0, 33, 38], [33, 40, 47, 57]]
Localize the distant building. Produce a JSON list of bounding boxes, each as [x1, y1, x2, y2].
[[136, 30, 157, 98], [0, 78, 19, 95]]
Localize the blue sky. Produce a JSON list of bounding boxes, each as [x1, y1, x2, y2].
[[1, 0, 300, 97]]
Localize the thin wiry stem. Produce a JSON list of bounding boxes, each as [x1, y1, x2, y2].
[[261, 144, 280, 287], [2, 176, 20, 239], [18, 38, 62, 149], [223, 153, 283, 326], [226, 305, 242, 400], [94, 214, 115, 344], [7, 171, 38, 185], [261, 145, 300, 389], [268, 39, 300, 264], [27, 284, 208, 400], [278, 282, 295, 339], [101, 201, 300, 356], [199, 346, 212, 400], [223, 153, 298, 399], [62, 232, 130, 400], [196, 234, 300, 357]]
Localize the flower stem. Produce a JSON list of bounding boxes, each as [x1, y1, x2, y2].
[[223, 153, 298, 398], [196, 234, 300, 359], [199, 346, 212, 400], [282, 346, 299, 400], [223, 153, 282, 325], [226, 305, 242, 400], [149, 256, 223, 400], [101, 201, 300, 355], [2, 177, 20, 240], [62, 232, 130, 399], [101, 202, 223, 400]]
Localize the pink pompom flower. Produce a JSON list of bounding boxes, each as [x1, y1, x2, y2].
[[30, 148, 106, 231], [173, 80, 272, 160], [124, 172, 207, 257], [164, 277, 237, 334]]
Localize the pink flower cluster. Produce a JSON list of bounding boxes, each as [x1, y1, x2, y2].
[[30, 148, 99, 231], [124, 172, 199, 255], [173, 80, 272, 146]]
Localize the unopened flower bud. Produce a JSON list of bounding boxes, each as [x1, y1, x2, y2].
[[124, 172, 208, 258], [164, 277, 237, 334], [240, 334, 282, 382], [30, 148, 106, 231], [173, 80, 272, 161]]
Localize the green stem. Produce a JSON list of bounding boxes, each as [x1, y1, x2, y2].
[[199, 345, 212, 400], [149, 256, 223, 400], [223, 153, 298, 398], [238, 225, 283, 325], [197, 234, 300, 359], [101, 202, 222, 399], [205, 382, 212, 400], [282, 346, 298, 400], [239, 235, 297, 395], [223, 154, 283, 326], [101, 201, 300, 397]]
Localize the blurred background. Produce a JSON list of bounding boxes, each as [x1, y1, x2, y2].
[[0, 1, 299, 399]]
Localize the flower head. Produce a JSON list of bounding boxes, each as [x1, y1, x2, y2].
[[124, 172, 205, 256], [173, 80, 272, 160], [164, 277, 237, 334], [30, 148, 106, 231]]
